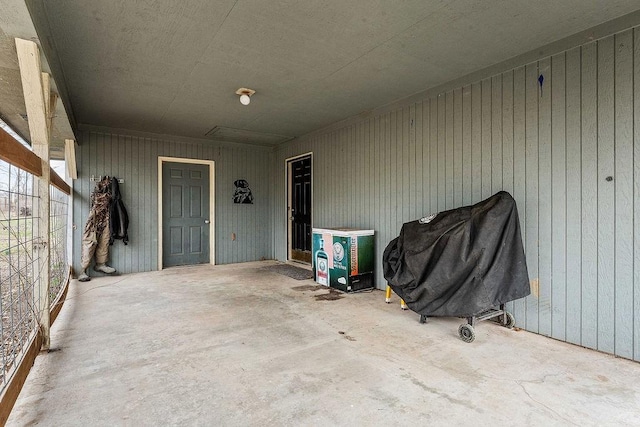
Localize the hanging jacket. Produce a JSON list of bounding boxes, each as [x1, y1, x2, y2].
[[109, 177, 129, 245]]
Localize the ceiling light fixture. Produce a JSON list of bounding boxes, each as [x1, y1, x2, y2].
[[235, 87, 255, 106]]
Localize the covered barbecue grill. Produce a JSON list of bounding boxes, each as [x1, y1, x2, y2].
[[383, 191, 530, 342]]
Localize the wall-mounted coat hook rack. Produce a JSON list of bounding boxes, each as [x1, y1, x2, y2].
[[90, 175, 124, 184]]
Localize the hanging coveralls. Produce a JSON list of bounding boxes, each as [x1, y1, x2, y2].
[[79, 177, 115, 280]]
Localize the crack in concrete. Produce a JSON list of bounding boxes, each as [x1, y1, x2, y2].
[[515, 379, 579, 426], [401, 373, 478, 411]]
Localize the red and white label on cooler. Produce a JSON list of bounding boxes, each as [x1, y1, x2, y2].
[[316, 258, 328, 285]]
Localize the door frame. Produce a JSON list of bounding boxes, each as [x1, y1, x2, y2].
[[285, 152, 313, 262], [157, 156, 215, 270]]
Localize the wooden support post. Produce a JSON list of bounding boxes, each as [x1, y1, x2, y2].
[[16, 38, 52, 351], [64, 139, 78, 179]]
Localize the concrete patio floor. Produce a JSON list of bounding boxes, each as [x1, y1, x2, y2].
[[8, 261, 640, 426]]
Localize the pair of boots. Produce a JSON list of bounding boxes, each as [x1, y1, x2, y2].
[[78, 263, 116, 282]]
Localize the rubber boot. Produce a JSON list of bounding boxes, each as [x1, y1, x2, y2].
[[94, 263, 116, 274], [78, 270, 91, 282]]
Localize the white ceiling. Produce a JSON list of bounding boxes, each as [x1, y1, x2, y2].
[[4, 1, 640, 149]]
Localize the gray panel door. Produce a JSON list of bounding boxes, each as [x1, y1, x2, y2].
[[162, 162, 210, 267]]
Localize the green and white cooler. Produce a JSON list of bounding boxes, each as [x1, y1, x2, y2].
[[312, 228, 375, 292]]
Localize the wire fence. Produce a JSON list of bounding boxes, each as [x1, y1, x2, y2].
[[0, 158, 69, 395], [49, 185, 68, 302], [0, 159, 39, 392]]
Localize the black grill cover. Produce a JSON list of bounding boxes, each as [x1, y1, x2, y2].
[[383, 191, 530, 317]]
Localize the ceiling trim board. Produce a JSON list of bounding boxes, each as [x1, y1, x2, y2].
[[77, 124, 275, 152]]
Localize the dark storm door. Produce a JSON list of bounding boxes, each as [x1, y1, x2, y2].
[[162, 162, 210, 267], [289, 156, 312, 263]]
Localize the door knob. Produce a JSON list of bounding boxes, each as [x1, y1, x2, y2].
[[204, 219, 210, 224]]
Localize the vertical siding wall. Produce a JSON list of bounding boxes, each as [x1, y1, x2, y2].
[[274, 28, 640, 361], [73, 130, 274, 273]]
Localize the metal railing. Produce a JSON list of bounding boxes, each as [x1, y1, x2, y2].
[[0, 156, 70, 396]]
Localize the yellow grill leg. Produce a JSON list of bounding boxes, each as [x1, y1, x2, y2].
[[385, 285, 392, 303]]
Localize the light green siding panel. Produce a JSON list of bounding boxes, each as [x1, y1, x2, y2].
[[445, 91, 454, 210], [395, 110, 404, 223], [491, 74, 503, 195], [525, 62, 540, 333], [379, 116, 388, 285], [501, 71, 515, 317], [351, 124, 359, 226], [501, 71, 515, 198], [124, 137, 134, 273], [415, 102, 424, 216], [430, 98, 439, 213], [581, 42, 599, 350], [141, 139, 150, 272], [597, 36, 616, 354], [409, 104, 422, 218], [334, 128, 343, 226], [481, 78, 492, 200], [404, 107, 413, 222], [437, 95, 446, 211], [614, 29, 634, 359], [538, 56, 553, 337], [390, 114, 398, 231], [461, 85, 473, 206], [336, 125, 354, 227], [634, 27, 640, 362], [512, 66, 527, 328], [342, 126, 350, 226], [453, 88, 463, 208], [471, 83, 482, 203], [551, 52, 567, 341], [422, 100, 432, 214], [366, 120, 373, 227], [362, 121, 369, 228]]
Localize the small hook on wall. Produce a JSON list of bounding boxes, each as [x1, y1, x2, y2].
[[538, 74, 544, 96]]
